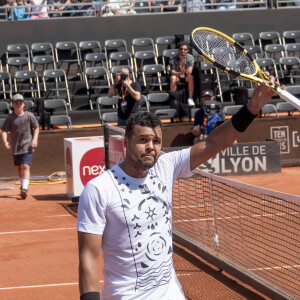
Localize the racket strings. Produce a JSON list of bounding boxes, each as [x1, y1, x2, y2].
[[193, 30, 256, 75]]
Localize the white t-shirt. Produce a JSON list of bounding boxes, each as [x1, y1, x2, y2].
[[77, 148, 192, 299], [31, 0, 48, 13]]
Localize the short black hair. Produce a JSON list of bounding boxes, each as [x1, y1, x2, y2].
[[125, 112, 162, 138], [178, 41, 190, 50]]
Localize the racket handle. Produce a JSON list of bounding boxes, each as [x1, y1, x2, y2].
[[277, 88, 300, 110]]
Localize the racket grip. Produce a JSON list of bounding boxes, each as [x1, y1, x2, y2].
[[277, 88, 300, 110]]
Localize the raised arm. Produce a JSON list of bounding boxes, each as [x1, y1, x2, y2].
[[78, 231, 102, 299], [190, 77, 278, 171]]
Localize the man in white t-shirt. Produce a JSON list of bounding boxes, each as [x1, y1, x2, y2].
[[77, 74, 279, 300]]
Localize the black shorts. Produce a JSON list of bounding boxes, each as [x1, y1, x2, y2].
[[13, 152, 33, 166]]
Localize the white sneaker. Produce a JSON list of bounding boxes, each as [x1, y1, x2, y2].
[[187, 98, 195, 107]]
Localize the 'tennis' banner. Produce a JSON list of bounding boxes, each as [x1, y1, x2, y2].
[[199, 141, 281, 176]]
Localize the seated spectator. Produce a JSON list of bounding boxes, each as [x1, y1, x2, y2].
[[50, 0, 74, 17], [29, 0, 49, 18], [213, 0, 237, 9], [169, 41, 195, 107], [161, 0, 182, 12], [135, 0, 151, 13], [5, 0, 31, 20], [73, 0, 95, 16], [182, 0, 206, 11], [101, 0, 120, 16], [192, 89, 225, 144], [149, 0, 163, 12], [116, 0, 137, 14]]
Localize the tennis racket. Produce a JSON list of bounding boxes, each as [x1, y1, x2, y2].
[[190, 27, 300, 110]]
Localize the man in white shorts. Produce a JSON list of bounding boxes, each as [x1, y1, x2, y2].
[[77, 74, 278, 300]]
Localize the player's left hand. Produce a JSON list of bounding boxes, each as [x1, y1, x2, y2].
[[247, 72, 283, 115]]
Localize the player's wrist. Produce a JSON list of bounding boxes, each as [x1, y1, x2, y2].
[[80, 291, 100, 300], [231, 104, 257, 133]]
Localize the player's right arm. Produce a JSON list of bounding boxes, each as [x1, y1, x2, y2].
[[78, 231, 102, 296]]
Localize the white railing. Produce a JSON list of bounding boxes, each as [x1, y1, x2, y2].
[[0, 0, 292, 21]]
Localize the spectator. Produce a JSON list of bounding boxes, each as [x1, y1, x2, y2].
[[1, 94, 39, 200], [50, 0, 74, 17], [108, 67, 141, 126], [161, 0, 182, 11], [192, 89, 225, 144], [213, 0, 237, 9], [101, 0, 120, 16], [73, 0, 95, 16], [29, 0, 49, 18], [135, 0, 151, 13], [114, 0, 137, 14], [169, 40, 195, 107], [3, 0, 30, 20], [9, 0, 31, 20], [182, 0, 206, 11]]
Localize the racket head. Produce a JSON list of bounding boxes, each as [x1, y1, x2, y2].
[[190, 27, 261, 80]]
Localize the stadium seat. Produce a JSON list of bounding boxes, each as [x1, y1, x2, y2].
[[24, 99, 40, 122], [6, 56, 31, 76], [43, 98, 71, 129], [261, 103, 278, 117], [276, 101, 298, 116], [108, 51, 133, 72], [146, 92, 176, 121], [279, 57, 300, 85], [78, 40, 102, 62], [244, 45, 263, 59], [32, 55, 56, 76], [161, 49, 179, 74], [141, 64, 168, 93], [0, 117, 6, 127], [264, 44, 285, 62], [131, 37, 155, 55], [282, 30, 300, 45], [97, 95, 118, 124], [258, 31, 282, 50], [14, 70, 41, 100], [154, 36, 177, 58], [83, 66, 111, 109], [6, 43, 30, 61], [223, 105, 243, 116], [133, 50, 158, 79], [0, 101, 10, 115], [285, 43, 300, 57], [42, 69, 72, 110], [104, 39, 128, 59], [0, 72, 12, 101], [232, 32, 255, 46], [256, 58, 280, 81], [30, 42, 55, 62], [55, 41, 82, 80], [83, 52, 108, 69]]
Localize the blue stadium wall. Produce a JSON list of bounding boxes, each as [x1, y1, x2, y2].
[[0, 9, 299, 56]]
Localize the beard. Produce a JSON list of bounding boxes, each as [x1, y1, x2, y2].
[[135, 154, 158, 170]]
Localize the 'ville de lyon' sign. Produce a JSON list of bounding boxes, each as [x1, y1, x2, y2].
[[199, 141, 281, 176]]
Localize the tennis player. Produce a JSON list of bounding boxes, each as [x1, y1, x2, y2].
[[77, 75, 279, 300]]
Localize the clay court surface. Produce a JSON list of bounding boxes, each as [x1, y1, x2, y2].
[[0, 167, 299, 300]]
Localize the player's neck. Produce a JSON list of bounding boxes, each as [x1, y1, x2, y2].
[[119, 160, 149, 179]]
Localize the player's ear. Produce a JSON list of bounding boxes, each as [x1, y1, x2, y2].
[[123, 137, 129, 149]]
